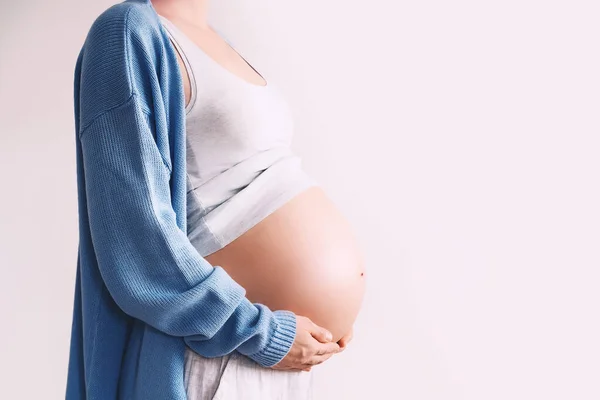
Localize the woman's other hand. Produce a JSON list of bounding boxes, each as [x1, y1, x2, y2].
[[337, 326, 354, 352], [271, 316, 340, 372]]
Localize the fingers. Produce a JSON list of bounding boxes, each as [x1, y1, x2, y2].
[[309, 321, 333, 343], [298, 344, 338, 368], [270, 316, 343, 372], [271, 339, 340, 371], [314, 341, 340, 356], [337, 327, 354, 351], [303, 341, 340, 366], [306, 351, 336, 366]]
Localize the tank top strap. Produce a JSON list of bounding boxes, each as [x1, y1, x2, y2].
[[157, 14, 198, 113]]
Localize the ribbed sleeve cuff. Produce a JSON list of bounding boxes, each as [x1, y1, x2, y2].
[[247, 310, 297, 367]]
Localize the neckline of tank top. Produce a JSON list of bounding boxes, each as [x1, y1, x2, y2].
[[157, 14, 269, 89]]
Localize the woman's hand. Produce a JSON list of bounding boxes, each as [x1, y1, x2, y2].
[[337, 326, 354, 352], [271, 316, 340, 372]]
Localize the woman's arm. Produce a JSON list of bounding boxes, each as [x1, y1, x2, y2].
[[77, 4, 341, 369], [79, 93, 296, 366], [75, 5, 296, 367]]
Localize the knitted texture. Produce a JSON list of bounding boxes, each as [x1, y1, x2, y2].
[[66, 1, 297, 399]]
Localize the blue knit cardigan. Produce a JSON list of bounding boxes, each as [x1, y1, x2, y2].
[[66, 1, 297, 398]]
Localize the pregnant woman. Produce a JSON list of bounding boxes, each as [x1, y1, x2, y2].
[[66, 0, 365, 399]]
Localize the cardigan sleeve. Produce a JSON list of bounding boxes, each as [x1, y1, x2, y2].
[[78, 93, 296, 367]]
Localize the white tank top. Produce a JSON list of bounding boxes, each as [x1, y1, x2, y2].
[[158, 15, 318, 256]]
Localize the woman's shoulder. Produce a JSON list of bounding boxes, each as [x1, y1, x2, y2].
[[77, 0, 175, 131], [86, 0, 163, 46]]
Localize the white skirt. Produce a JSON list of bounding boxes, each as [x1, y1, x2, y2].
[[184, 346, 314, 400]]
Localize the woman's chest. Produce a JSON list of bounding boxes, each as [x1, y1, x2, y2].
[[185, 79, 295, 164]]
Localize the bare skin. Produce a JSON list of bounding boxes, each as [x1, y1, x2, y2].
[[151, 0, 357, 372], [204, 186, 364, 371]]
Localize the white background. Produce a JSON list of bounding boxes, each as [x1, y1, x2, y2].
[[1, 0, 599, 399]]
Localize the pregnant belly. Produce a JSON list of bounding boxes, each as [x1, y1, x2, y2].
[[204, 186, 366, 343]]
